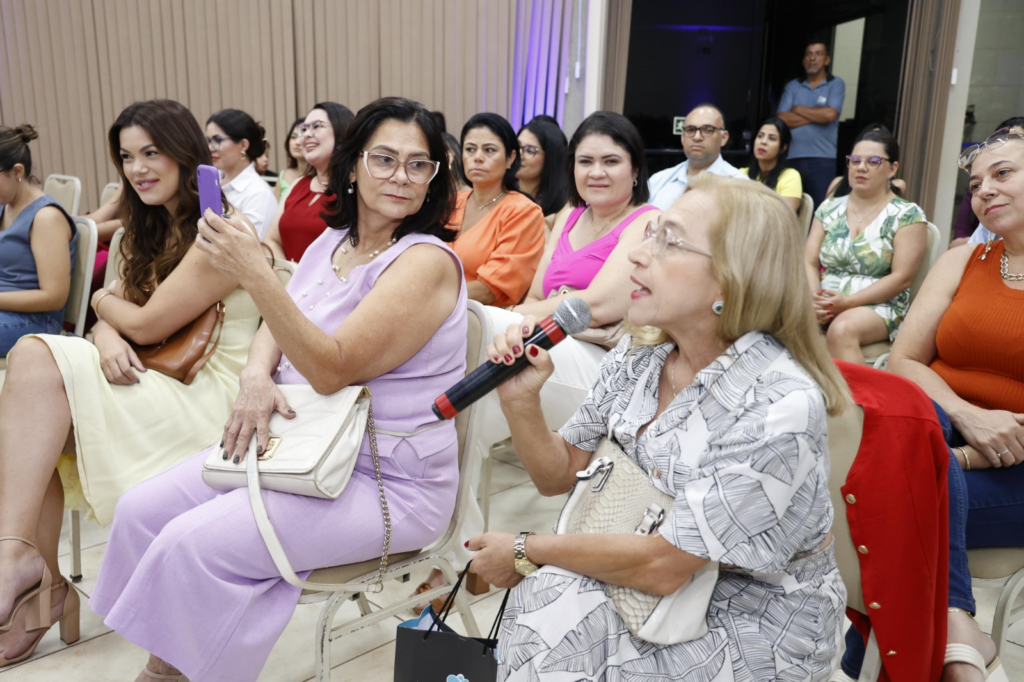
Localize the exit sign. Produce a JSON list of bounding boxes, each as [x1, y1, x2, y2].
[[672, 117, 685, 135]]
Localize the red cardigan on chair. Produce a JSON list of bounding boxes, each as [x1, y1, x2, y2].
[[836, 361, 949, 682]]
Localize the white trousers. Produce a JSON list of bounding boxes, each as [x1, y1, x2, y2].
[[449, 306, 607, 565]]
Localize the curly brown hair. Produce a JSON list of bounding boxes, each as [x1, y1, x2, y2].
[[108, 99, 213, 305]]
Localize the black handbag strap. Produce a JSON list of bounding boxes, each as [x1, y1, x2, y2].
[[425, 560, 512, 653]]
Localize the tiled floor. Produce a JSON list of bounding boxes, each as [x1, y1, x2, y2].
[[2, 449, 1023, 681]]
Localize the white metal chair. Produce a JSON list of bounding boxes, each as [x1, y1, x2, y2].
[[296, 299, 489, 680], [799, 193, 814, 238], [968, 548, 1024, 657], [43, 174, 82, 216], [825, 403, 882, 680], [861, 221, 943, 370], [99, 182, 120, 208], [104, 227, 124, 286]]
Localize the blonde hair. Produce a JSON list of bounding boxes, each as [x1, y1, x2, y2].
[[630, 173, 851, 415]]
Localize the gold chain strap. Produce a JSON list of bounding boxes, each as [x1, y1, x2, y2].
[[365, 401, 391, 585]]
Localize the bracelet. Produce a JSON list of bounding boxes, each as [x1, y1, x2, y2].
[[957, 446, 971, 471], [94, 289, 113, 315]]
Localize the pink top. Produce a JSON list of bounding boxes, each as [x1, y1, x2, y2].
[[542, 204, 658, 297]]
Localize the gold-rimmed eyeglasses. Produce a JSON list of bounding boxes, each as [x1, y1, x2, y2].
[[361, 151, 440, 185], [643, 221, 712, 258], [959, 127, 1024, 170]]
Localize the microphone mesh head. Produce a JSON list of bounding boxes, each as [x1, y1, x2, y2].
[[553, 298, 592, 335]]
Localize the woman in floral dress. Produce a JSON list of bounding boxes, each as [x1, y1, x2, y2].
[[804, 127, 927, 364], [469, 175, 851, 682]]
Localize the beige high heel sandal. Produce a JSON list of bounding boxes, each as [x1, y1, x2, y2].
[[140, 666, 189, 680], [945, 607, 1010, 681], [0, 537, 52, 634], [0, 578, 79, 667]]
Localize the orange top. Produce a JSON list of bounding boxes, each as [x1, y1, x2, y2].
[[930, 240, 1024, 412], [451, 190, 545, 307]]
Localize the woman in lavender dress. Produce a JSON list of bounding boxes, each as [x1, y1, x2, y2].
[[90, 97, 466, 682]]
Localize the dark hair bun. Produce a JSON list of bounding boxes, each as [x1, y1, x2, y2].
[[14, 124, 38, 143]]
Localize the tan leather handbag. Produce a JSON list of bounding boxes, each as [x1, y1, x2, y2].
[[555, 437, 719, 644], [131, 302, 225, 384]]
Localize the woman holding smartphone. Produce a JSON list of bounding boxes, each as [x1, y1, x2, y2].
[[0, 99, 262, 666]]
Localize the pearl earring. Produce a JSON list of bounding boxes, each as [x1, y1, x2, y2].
[[347, 185, 355, 194], [712, 300, 724, 315]]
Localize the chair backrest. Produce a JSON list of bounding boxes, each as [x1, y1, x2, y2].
[[67, 218, 98, 337], [908, 221, 942, 302], [455, 300, 488, 468], [799, 193, 814, 238], [43, 174, 82, 216], [105, 228, 124, 286], [826, 404, 867, 614], [271, 258, 296, 287], [99, 182, 120, 207]]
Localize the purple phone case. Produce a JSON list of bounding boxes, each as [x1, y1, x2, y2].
[[197, 164, 222, 217]]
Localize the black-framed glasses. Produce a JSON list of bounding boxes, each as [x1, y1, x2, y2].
[[205, 135, 236, 150], [682, 125, 725, 138], [520, 144, 542, 157], [362, 152, 440, 185], [298, 120, 330, 135], [845, 155, 889, 168], [643, 221, 712, 258], [959, 128, 1024, 170]]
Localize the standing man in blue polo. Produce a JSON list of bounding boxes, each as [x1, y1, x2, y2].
[[777, 41, 845, 207]]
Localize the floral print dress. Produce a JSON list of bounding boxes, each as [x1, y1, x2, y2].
[[496, 332, 846, 682], [815, 195, 927, 341]]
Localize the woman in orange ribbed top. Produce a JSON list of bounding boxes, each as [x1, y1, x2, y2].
[[887, 130, 1024, 682], [451, 113, 545, 307]]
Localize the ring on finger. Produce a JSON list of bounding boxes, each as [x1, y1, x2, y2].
[[999, 448, 1012, 457]]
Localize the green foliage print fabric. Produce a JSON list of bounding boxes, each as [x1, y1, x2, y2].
[[814, 195, 927, 341]]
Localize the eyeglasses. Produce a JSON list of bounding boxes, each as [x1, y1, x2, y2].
[[682, 125, 725, 138], [643, 221, 712, 258], [205, 135, 236, 150], [520, 144, 542, 157], [845, 155, 889, 168], [298, 121, 330, 135], [959, 128, 1024, 170], [362, 152, 440, 185]]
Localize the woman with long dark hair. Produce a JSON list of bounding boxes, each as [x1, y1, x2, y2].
[[452, 112, 546, 306], [263, 102, 355, 262], [90, 97, 466, 682], [205, 108, 279, 238], [276, 117, 309, 199], [740, 116, 802, 211], [0, 99, 263, 666], [516, 117, 569, 216]]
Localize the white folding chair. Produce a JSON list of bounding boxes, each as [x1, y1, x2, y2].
[[861, 221, 942, 370], [43, 174, 82, 216], [968, 548, 1024, 657], [799, 193, 814, 238], [296, 300, 489, 680], [99, 182, 120, 208]]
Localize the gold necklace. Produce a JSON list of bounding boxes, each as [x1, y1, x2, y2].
[[472, 190, 505, 211], [588, 204, 632, 236], [1000, 252, 1024, 281], [846, 195, 890, 229]]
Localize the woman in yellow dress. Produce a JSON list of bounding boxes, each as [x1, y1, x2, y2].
[[0, 99, 261, 665]]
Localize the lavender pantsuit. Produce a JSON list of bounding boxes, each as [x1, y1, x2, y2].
[[91, 229, 467, 682]]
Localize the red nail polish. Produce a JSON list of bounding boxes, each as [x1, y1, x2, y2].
[[493, 355, 501, 363], [504, 354, 513, 363], [529, 346, 539, 357], [464, 541, 470, 548], [522, 326, 530, 335], [512, 346, 521, 355]]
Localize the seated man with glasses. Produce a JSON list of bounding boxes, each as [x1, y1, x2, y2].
[[647, 103, 748, 211]]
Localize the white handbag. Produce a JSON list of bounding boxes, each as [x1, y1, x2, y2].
[[555, 437, 719, 644], [202, 384, 391, 593]]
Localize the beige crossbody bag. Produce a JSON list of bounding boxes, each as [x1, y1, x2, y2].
[[202, 384, 391, 593]]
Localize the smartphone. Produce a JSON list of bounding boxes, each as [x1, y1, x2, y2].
[[197, 164, 222, 218]]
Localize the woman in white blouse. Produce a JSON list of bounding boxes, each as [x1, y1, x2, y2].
[[205, 109, 279, 239], [470, 175, 851, 681]]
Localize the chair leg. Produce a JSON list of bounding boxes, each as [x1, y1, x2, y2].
[[990, 568, 1024, 657], [482, 447, 493, 532], [70, 510, 83, 583], [858, 628, 882, 681], [313, 592, 347, 682], [355, 592, 372, 617]]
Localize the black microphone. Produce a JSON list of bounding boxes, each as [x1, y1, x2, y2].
[[432, 298, 591, 420]]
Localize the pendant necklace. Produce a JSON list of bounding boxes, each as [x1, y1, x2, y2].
[[473, 190, 506, 211]]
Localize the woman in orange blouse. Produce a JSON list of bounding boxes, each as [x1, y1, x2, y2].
[[452, 113, 545, 306]]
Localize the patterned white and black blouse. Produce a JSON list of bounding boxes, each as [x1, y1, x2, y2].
[[496, 331, 847, 681]]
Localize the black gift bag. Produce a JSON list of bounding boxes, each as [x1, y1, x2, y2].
[[394, 564, 510, 682]]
